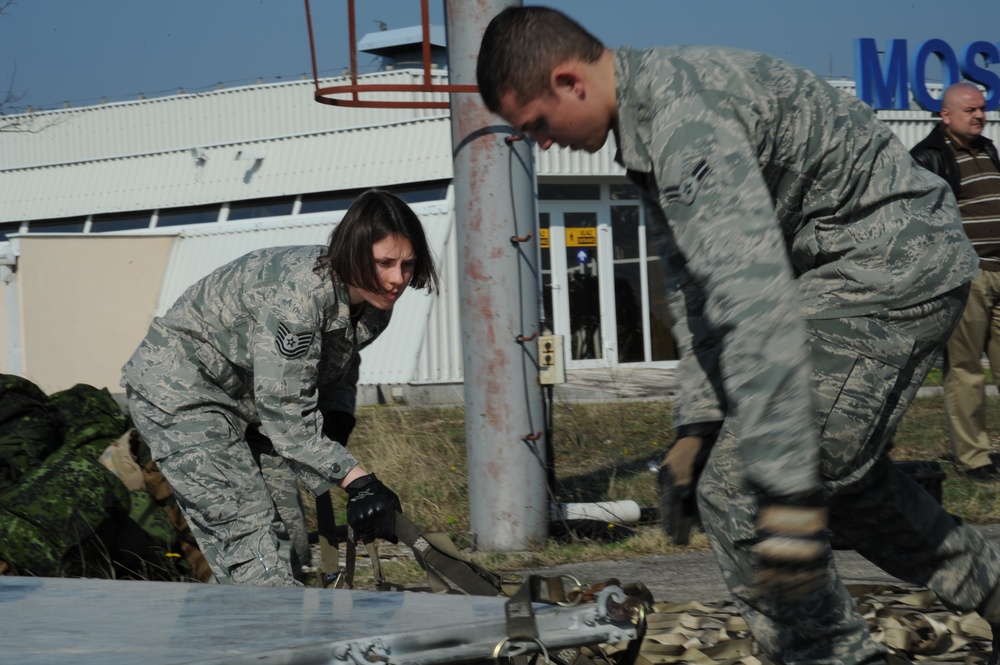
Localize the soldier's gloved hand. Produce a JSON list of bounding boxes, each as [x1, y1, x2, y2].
[[345, 473, 401, 544], [658, 422, 719, 545], [751, 490, 830, 601]]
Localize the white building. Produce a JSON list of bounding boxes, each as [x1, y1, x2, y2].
[[1, 35, 996, 401]]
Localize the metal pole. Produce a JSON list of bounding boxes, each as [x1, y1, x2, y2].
[[444, 0, 548, 550]]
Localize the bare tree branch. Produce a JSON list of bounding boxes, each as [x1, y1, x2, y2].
[[0, 1, 61, 132]]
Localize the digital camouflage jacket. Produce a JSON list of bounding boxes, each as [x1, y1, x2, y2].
[[122, 245, 391, 493], [613, 46, 977, 496]]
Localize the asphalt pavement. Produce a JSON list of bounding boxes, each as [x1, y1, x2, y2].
[[521, 524, 1000, 604]]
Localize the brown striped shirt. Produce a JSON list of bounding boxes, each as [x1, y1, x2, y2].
[[945, 133, 1000, 270]]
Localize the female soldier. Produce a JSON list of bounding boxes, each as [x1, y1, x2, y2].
[[122, 189, 439, 586]]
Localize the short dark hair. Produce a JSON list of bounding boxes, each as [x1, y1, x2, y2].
[[315, 189, 439, 295], [476, 6, 605, 114]]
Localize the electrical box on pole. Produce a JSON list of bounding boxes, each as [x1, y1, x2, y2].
[[537, 334, 565, 385]]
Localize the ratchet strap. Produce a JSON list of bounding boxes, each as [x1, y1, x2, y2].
[[336, 513, 510, 595], [393, 512, 508, 596]]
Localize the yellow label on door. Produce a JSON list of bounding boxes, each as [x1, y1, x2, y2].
[[539, 228, 550, 249], [566, 227, 597, 247]]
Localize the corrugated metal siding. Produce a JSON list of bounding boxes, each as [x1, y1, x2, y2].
[[881, 113, 1000, 149], [535, 136, 623, 177], [0, 71, 450, 170], [415, 207, 463, 384], [1, 118, 453, 222], [4, 71, 1000, 391], [152, 201, 453, 386], [824, 80, 1000, 147], [5, 70, 999, 225]]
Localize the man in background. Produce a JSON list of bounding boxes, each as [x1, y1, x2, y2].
[[912, 82, 1000, 480]]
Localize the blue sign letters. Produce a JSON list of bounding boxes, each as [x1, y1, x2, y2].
[[855, 38, 1000, 112]]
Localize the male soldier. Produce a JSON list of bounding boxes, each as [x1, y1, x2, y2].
[[911, 82, 1000, 480], [477, 7, 1000, 664]]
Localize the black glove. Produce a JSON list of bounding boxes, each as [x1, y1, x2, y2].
[[345, 473, 401, 544], [658, 422, 719, 545], [751, 490, 830, 601]]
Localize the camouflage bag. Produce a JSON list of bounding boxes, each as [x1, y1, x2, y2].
[[0, 382, 131, 577], [99, 431, 200, 581], [0, 375, 62, 493], [0, 378, 207, 580]]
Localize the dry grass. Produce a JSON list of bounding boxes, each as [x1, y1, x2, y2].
[[894, 394, 1000, 523], [344, 400, 675, 532], [312, 394, 1000, 587]]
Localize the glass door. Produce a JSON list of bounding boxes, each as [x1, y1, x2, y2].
[[540, 207, 612, 368], [609, 187, 677, 363], [538, 183, 677, 371]]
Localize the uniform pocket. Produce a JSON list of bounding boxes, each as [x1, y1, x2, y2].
[[806, 317, 915, 482]]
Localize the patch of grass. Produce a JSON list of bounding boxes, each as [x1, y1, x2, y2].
[[321, 394, 1000, 585], [923, 366, 994, 386], [891, 394, 1000, 524]]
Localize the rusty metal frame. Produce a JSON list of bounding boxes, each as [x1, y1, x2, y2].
[[304, 0, 478, 109]]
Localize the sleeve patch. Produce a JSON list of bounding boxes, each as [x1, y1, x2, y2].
[[275, 322, 316, 359], [663, 158, 712, 205]]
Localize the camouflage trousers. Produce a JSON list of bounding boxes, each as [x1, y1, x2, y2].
[[125, 388, 304, 586], [698, 284, 1000, 665]]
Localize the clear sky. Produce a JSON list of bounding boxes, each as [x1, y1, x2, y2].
[[0, 0, 992, 112]]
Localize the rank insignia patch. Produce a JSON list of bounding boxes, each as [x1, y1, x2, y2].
[[663, 159, 711, 205], [275, 322, 315, 359]]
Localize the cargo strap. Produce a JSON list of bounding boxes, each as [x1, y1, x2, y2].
[[393, 513, 509, 596], [335, 513, 513, 596], [624, 584, 994, 665]]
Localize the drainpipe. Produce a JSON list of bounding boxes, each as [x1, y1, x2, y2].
[[1, 240, 24, 376]]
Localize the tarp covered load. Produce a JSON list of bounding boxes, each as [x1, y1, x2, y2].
[[0, 374, 209, 581]]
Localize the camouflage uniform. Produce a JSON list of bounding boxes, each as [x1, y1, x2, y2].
[[614, 46, 1000, 663], [122, 245, 390, 586]]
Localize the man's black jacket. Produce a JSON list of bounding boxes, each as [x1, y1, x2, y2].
[[910, 124, 1000, 198]]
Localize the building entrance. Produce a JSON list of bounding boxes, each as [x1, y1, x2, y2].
[[537, 182, 677, 370]]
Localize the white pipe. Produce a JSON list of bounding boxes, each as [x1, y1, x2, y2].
[[550, 500, 642, 525]]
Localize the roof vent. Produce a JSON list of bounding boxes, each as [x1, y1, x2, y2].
[[358, 24, 448, 71]]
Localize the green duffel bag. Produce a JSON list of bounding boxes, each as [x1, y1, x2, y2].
[[0, 375, 62, 493], [0, 439, 131, 577], [0, 382, 131, 577], [46, 383, 129, 455]]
